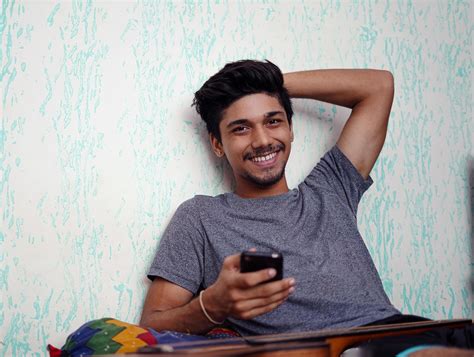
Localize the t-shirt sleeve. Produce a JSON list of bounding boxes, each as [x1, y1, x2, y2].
[[147, 198, 204, 294], [303, 145, 373, 216]]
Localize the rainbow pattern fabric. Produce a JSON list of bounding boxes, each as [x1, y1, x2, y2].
[[48, 318, 240, 356]]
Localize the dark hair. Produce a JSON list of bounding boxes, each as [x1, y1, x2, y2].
[[192, 60, 293, 142]]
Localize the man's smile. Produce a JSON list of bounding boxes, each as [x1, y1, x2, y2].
[[244, 144, 284, 162], [248, 150, 281, 169], [251, 151, 278, 163]]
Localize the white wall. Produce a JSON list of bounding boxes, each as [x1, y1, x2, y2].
[[1, 1, 472, 355]]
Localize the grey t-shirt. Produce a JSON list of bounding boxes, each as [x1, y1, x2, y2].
[[148, 146, 400, 336]]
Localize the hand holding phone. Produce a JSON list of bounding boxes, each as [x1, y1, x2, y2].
[[200, 252, 293, 322], [240, 251, 283, 283]]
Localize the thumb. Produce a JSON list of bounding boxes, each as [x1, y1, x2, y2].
[[223, 253, 242, 271]]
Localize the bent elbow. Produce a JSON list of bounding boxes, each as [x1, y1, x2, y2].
[[139, 310, 154, 329], [380, 70, 394, 94], [139, 314, 148, 328]]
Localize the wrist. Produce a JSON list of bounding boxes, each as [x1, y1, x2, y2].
[[201, 286, 227, 323]]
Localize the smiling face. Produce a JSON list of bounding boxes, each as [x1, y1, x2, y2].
[[210, 93, 293, 198]]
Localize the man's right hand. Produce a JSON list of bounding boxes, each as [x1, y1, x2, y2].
[[202, 253, 296, 322]]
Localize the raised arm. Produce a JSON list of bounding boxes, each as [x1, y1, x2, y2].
[[284, 69, 394, 179]]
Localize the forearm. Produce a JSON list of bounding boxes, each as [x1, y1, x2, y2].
[[283, 69, 393, 108], [140, 294, 217, 335], [284, 68, 394, 178], [140, 255, 295, 335]]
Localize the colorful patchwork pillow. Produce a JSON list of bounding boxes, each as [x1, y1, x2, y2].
[[48, 318, 240, 356]]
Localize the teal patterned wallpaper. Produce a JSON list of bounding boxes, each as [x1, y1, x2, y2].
[[1, 0, 472, 354]]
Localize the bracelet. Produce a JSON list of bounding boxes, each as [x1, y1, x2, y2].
[[199, 290, 225, 325]]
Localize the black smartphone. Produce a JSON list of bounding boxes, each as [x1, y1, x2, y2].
[[240, 251, 283, 283]]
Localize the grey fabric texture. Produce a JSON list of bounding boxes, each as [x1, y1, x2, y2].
[[148, 145, 400, 336]]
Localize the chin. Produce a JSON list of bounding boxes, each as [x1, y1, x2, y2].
[[246, 168, 286, 187]]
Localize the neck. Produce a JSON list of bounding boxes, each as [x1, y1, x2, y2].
[[234, 177, 289, 199]]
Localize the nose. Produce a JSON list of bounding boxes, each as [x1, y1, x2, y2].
[[251, 125, 271, 149]]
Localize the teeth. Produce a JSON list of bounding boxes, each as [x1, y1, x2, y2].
[[251, 152, 277, 163]]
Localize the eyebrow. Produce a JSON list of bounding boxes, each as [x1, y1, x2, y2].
[[226, 111, 285, 128]]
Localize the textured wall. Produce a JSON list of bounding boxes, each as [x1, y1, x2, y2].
[[1, 0, 472, 354]]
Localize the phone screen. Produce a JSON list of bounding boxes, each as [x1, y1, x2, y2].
[[240, 251, 283, 282]]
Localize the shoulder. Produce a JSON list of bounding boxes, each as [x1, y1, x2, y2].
[[192, 193, 228, 207], [300, 146, 340, 191], [175, 194, 228, 217], [303, 145, 371, 187], [300, 145, 373, 214], [169, 197, 203, 227]]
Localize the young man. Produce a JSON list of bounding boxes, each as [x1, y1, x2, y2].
[[140, 61, 474, 355], [140, 60, 400, 336]]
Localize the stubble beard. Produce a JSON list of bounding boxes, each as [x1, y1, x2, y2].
[[239, 143, 290, 188], [243, 162, 287, 187]]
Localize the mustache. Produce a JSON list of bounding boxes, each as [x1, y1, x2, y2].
[[244, 144, 284, 160]]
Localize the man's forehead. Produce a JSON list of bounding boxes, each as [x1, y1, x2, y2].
[[221, 93, 285, 123]]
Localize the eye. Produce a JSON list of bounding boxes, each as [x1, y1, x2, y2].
[[232, 126, 248, 134], [267, 118, 282, 126]]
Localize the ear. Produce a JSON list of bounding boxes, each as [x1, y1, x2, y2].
[[290, 124, 294, 142], [209, 133, 225, 158]]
